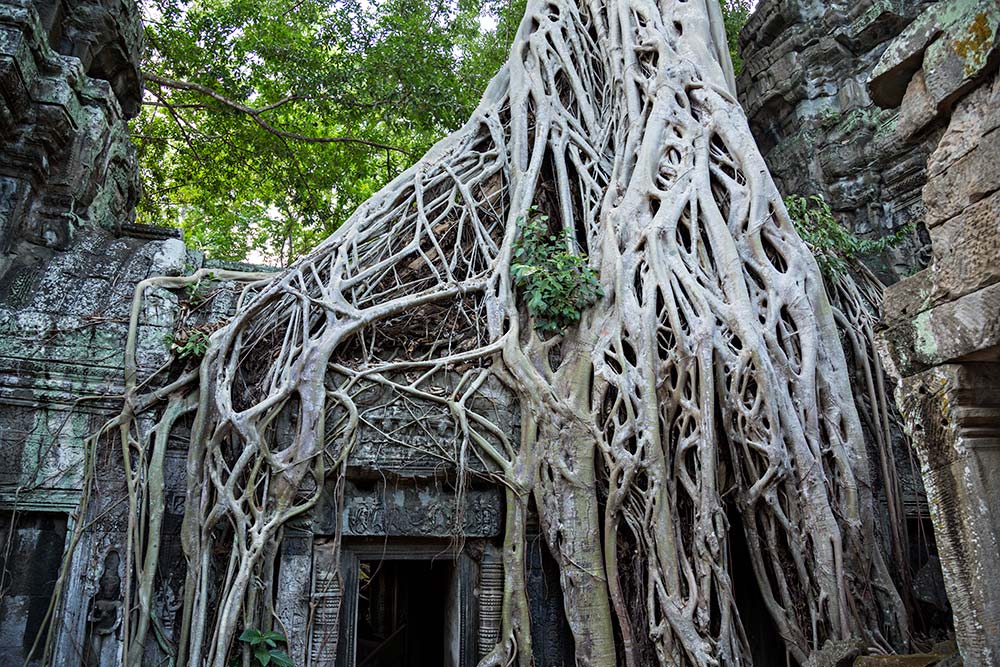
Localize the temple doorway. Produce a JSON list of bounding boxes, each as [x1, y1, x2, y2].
[[355, 559, 453, 667], [315, 539, 480, 667]]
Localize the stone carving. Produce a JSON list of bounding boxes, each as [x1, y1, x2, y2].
[[477, 552, 503, 658], [315, 483, 503, 538], [84, 550, 122, 667], [333, 375, 517, 475], [309, 570, 342, 666]]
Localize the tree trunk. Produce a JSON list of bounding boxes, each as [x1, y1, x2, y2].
[[100, 0, 911, 664]]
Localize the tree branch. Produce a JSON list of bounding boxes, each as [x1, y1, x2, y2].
[[143, 72, 415, 156]]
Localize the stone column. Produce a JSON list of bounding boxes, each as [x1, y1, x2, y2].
[[895, 364, 1000, 664]]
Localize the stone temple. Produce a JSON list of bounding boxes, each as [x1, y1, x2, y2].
[[0, 0, 997, 665]]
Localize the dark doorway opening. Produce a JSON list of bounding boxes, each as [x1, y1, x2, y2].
[[355, 559, 452, 667], [727, 504, 786, 666]]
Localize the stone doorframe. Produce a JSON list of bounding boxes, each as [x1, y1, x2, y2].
[[313, 539, 481, 667]]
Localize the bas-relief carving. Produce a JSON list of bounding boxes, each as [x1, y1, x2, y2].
[[308, 570, 341, 666], [329, 374, 518, 475], [311, 483, 503, 538], [83, 550, 122, 667], [276, 530, 314, 666]]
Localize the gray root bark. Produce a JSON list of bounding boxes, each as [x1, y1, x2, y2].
[[56, 0, 913, 665]]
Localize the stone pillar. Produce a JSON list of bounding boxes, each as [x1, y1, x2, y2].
[[896, 364, 1000, 664]]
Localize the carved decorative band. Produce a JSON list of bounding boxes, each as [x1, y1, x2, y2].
[[478, 560, 504, 657], [309, 571, 342, 666]]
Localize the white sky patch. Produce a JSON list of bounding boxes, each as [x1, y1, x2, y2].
[[479, 13, 498, 31]]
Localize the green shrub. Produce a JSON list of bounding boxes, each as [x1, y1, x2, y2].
[[511, 208, 602, 335], [236, 628, 294, 667]]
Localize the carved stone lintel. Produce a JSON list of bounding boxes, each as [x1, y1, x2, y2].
[[313, 483, 503, 538]]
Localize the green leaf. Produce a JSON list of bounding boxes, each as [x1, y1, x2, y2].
[[268, 649, 295, 667], [261, 631, 287, 648], [239, 628, 263, 645], [255, 646, 272, 666]]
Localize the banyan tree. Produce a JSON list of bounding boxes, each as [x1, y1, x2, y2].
[[54, 0, 913, 664]]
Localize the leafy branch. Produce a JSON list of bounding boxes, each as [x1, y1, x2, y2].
[[784, 194, 912, 277], [164, 328, 211, 360], [511, 207, 603, 335], [143, 73, 414, 156]]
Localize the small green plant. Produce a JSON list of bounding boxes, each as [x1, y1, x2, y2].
[[511, 207, 603, 335], [818, 107, 841, 129], [784, 194, 912, 277], [185, 271, 217, 306], [237, 628, 294, 667], [164, 328, 211, 360]]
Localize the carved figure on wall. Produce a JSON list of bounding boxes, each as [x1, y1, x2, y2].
[[84, 550, 122, 667]]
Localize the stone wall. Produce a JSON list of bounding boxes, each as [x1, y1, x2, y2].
[[875, 2, 1000, 665], [0, 0, 212, 662], [739, 0, 939, 282], [0, 0, 141, 267]]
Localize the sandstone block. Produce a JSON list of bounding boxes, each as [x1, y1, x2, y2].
[[881, 268, 932, 326], [870, 2, 1000, 112], [924, 126, 1000, 227], [927, 74, 1000, 179], [878, 280, 1000, 377], [897, 69, 937, 140], [929, 189, 1000, 302]]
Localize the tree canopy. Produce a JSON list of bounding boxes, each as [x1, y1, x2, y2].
[[136, 0, 751, 262]]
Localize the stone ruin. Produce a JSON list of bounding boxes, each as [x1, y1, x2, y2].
[[0, 0, 997, 665], [874, 2, 1000, 663]]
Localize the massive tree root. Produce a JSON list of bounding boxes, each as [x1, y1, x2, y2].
[[62, 0, 913, 665]]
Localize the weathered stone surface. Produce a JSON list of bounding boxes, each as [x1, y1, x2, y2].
[[739, 0, 936, 282], [898, 69, 939, 139], [892, 364, 1000, 667], [928, 189, 1000, 302], [312, 482, 503, 538], [0, 0, 141, 263], [923, 126, 1000, 226], [870, 1, 1000, 111], [925, 73, 1000, 180], [881, 267, 933, 325], [880, 280, 1000, 377]]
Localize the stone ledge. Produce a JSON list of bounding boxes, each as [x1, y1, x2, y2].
[[879, 281, 1000, 377]]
